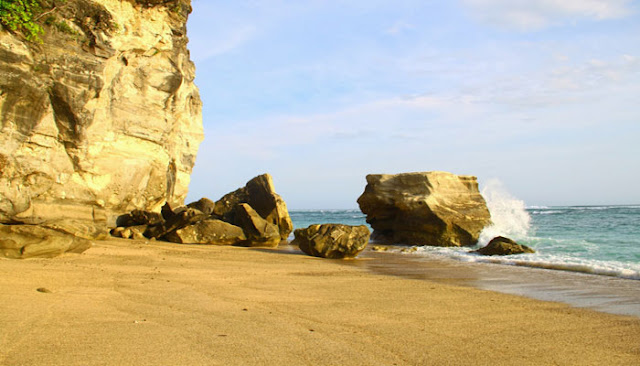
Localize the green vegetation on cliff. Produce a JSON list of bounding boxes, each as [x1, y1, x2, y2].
[[0, 0, 44, 42]]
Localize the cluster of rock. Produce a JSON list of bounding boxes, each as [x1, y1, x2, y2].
[[357, 171, 492, 247], [111, 174, 293, 247], [292, 224, 370, 259]]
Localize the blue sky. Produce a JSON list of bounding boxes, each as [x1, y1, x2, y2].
[[185, 0, 640, 208]]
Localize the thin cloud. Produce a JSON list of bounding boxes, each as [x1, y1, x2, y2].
[[461, 0, 634, 31], [189, 25, 257, 62], [385, 21, 416, 35]]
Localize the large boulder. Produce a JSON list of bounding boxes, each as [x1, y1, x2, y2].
[[233, 203, 281, 247], [357, 171, 491, 247], [0, 224, 92, 259], [163, 219, 246, 245], [292, 224, 371, 259], [213, 174, 293, 240], [0, 0, 203, 227], [473, 236, 535, 256]]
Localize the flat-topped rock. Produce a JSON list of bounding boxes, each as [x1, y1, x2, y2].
[[357, 171, 491, 247], [0, 224, 92, 259]]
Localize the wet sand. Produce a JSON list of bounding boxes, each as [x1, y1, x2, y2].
[[1, 238, 639, 365], [353, 248, 640, 318]]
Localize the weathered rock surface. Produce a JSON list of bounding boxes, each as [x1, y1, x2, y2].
[[473, 236, 535, 256], [0, 0, 203, 227], [111, 225, 147, 240], [116, 210, 163, 227], [187, 197, 215, 216], [111, 175, 292, 247], [0, 224, 92, 259], [213, 174, 293, 240], [292, 224, 371, 259], [357, 171, 491, 247], [163, 219, 246, 245], [234, 203, 281, 247], [144, 207, 207, 240]]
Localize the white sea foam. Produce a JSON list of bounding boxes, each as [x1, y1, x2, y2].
[[399, 246, 640, 280], [477, 179, 531, 247], [529, 210, 564, 215]]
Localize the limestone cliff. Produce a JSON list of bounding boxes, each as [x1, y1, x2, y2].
[[0, 0, 203, 226]]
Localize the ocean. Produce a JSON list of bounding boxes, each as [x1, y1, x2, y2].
[[288, 188, 640, 316]]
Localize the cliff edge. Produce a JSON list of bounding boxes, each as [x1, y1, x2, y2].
[[0, 0, 203, 226]]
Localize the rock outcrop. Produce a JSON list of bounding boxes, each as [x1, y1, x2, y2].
[[0, 224, 92, 259], [292, 224, 370, 259], [473, 236, 535, 256], [0, 0, 203, 227], [357, 171, 491, 247], [213, 174, 293, 240], [111, 174, 293, 247]]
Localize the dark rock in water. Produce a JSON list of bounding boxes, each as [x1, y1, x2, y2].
[[116, 210, 163, 227], [0, 224, 91, 259], [145, 207, 208, 239], [213, 174, 293, 240], [234, 204, 281, 247], [292, 224, 371, 259], [187, 197, 216, 216], [357, 171, 491, 247], [473, 236, 535, 256], [163, 219, 246, 245]]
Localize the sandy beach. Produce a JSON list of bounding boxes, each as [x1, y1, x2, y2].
[[1, 238, 639, 366]]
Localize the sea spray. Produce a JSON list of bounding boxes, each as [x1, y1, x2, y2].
[[478, 179, 531, 247]]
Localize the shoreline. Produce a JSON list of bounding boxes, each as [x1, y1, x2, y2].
[[346, 246, 640, 318], [1, 239, 639, 365]]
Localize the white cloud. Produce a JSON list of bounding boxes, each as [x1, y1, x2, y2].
[[461, 0, 634, 30], [189, 25, 257, 62], [385, 21, 415, 35]]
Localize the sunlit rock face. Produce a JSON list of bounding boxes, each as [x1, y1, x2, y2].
[[357, 171, 491, 247], [0, 0, 203, 226]]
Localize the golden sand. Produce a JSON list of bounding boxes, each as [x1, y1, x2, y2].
[[1, 238, 638, 365]]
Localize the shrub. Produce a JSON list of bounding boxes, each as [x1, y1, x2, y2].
[[0, 0, 44, 42]]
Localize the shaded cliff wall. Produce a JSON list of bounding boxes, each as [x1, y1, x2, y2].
[[0, 0, 203, 225]]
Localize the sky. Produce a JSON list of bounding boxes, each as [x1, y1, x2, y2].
[[185, 0, 640, 209]]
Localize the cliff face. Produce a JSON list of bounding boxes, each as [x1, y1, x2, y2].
[[0, 0, 203, 225]]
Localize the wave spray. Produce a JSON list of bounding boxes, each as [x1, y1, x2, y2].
[[478, 179, 531, 247]]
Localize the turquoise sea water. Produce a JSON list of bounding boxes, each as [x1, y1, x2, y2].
[[288, 204, 640, 280]]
